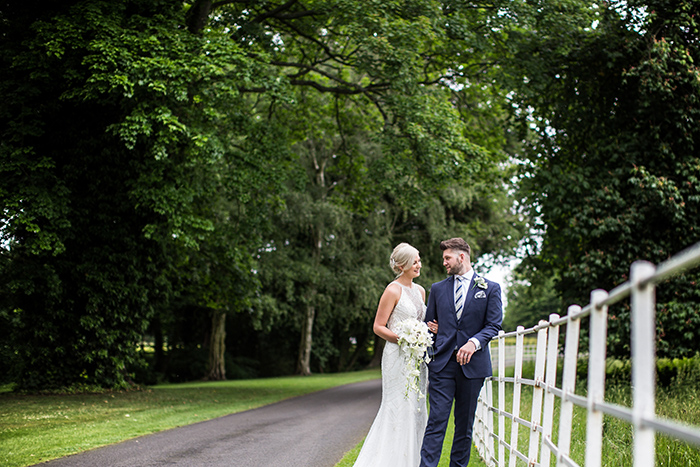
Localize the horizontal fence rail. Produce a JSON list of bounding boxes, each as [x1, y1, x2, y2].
[[490, 343, 538, 369], [473, 242, 700, 467]]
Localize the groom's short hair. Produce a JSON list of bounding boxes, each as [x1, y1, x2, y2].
[[440, 238, 471, 257]]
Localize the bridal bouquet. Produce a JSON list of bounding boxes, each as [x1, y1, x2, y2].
[[396, 319, 434, 400]]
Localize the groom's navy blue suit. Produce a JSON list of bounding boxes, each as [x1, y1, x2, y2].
[[420, 274, 502, 467]]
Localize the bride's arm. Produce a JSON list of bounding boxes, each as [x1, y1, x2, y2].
[[418, 284, 438, 333], [373, 284, 401, 344]]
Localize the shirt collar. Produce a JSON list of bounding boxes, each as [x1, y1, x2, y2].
[[456, 269, 474, 283]]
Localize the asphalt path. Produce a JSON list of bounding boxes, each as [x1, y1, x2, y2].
[[41, 378, 381, 467]]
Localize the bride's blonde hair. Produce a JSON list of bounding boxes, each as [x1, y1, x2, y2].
[[390, 243, 419, 275]]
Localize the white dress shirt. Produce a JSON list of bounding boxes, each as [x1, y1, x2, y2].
[[454, 270, 482, 351]]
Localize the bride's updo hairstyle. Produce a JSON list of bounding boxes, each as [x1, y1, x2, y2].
[[390, 243, 419, 276]]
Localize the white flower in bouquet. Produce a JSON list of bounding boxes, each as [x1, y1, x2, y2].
[[396, 319, 434, 400]]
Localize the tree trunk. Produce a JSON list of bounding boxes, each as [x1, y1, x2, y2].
[[186, 0, 213, 34], [368, 335, 385, 368], [294, 146, 327, 376], [344, 331, 369, 371], [206, 310, 226, 380], [296, 303, 315, 375], [152, 317, 166, 374]]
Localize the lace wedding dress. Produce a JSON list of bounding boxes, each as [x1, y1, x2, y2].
[[353, 282, 428, 467]]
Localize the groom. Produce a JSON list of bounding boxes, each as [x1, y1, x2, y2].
[[421, 238, 502, 467]]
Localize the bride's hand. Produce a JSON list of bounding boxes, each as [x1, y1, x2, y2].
[[427, 320, 438, 333]]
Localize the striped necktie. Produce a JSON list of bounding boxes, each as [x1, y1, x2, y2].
[[455, 276, 464, 320]]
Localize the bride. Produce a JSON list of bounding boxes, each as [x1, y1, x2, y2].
[[353, 243, 438, 467]]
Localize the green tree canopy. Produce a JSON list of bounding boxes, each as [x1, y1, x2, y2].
[[0, 0, 291, 389], [502, 257, 563, 332], [0, 0, 527, 389], [507, 0, 700, 357]]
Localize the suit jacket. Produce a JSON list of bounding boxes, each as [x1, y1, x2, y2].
[[424, 274, 502, 378]]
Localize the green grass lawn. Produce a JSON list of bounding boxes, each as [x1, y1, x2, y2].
[[0, 369, 380, 467], [483, 378, 700, 466]]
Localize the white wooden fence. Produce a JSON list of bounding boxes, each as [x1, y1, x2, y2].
[[473, 242, 700, 466], [490, 343, 537, 369]]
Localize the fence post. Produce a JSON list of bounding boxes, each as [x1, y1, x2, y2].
[[631, 261, 657, 467], [498, 330, 506, 467], [475, 367, 495, 465], [585, 289, 609, 467], [540, 313, 560, 466], [508, 326, 525, 467], [557, 305, 581, 466], [527, 321, 548, 464], [485, 373, 495, 464]]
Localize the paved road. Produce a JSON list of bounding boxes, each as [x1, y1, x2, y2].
[[42, 379, 381, 467]]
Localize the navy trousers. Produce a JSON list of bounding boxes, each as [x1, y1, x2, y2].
[[420, 358, 485, 467]]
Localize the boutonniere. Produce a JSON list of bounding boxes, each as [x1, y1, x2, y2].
[[473, 277, 488, 290]]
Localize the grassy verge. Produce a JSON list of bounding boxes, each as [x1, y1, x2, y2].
[[0, 369, 380, 467], [487, 368, 700, 466]]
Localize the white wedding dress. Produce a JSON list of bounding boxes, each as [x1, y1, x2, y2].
[[353, 282, 428, 467]]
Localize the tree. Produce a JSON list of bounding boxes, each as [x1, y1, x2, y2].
[[0, 0, 529, 388], [507, 0, 700, 357], [502, 258, 563, 332], [203, 0, 526, 374], [0, 0, 289, 389]]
